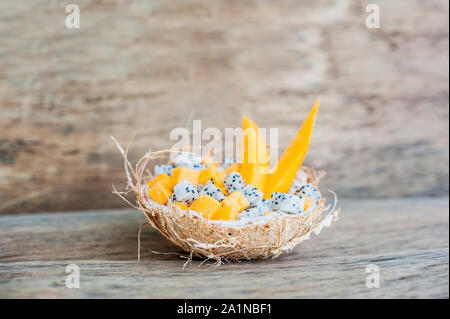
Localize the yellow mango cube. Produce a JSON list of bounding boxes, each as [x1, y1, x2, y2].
[[148, 173, 172, 190], [225, 163, 240, 175], [199, 165, 227, 194], [210, 205, 239, 221], [304, 195, 315, 210], [173, 202, 188, 210], [221, 191, 249, 213], [171, 167, 200, 186], [218, 169, 227, 181], [202, 156, 220, 166], [190, 195, 221, 219], [147, 182, 173, 205]]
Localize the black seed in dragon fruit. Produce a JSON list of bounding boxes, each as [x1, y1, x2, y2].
[[289, 180, 306, 195], [242, 184, 263, 204], [178, 162, 206, 170], [224, 172, 246, 194], [154, 164, 173, 177], [299, 183, 321, 202], [199, 180, 226, 202], [278, 194, 305, 214], [193, 163, 207, 170], [172, 180, 198, 205]]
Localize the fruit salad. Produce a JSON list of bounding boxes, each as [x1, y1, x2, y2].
[[146, 99, 321, 222]]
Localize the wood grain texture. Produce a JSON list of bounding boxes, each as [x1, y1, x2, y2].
[[0, 197, 448, 298], [0, 0, 449, 214]]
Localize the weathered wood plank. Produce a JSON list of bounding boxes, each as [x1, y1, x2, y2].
[[1, 248, 447, 299], [0, 0, 448, 214], [0, 198, 448, 298]]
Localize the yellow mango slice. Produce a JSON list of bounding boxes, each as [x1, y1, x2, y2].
[[148, 172, 172, 190], [303, 195, 314, 210], [240, 116, 270, 192], [199, 165, 227, 194], [264, 99, 320, 198], [173, 202, 188, 210], [210, 205, 239, 221], [190, 195, 221, 219], [221, 191, 249, 213], [225, 163, 240, 175], [263, 211, 273, 216], [147, 182, 173, 205], [171, 167, 200, 186]]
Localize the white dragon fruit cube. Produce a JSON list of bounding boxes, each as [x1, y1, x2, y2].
[[175, 161, 206, 171], [251, 198, 271, 210], [237, 207, 262, 221], [174, 152, 202, 164], [278, 194, 305, 214], [224, 172, 246, 194], [199, 180, 226, 202], [289, 180, 306, 195], [189, 163, 207, 170], [299, 183, 321, 202], [270, 192, 288, 210], [154, 164, 174, 177], [242, 184, 263, 204], [251, 199, 272, 215], [173, 180, 198, 205], [173, 153, 204, 170], [296, 170, 309, 187]]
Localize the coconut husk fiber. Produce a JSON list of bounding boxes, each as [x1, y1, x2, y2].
[[112, 136, 340, 264]]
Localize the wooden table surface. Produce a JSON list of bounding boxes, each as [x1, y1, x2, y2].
[[0, 197, 448, 298]]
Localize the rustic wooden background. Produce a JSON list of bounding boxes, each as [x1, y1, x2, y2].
[[0, 0, 448, 215]]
